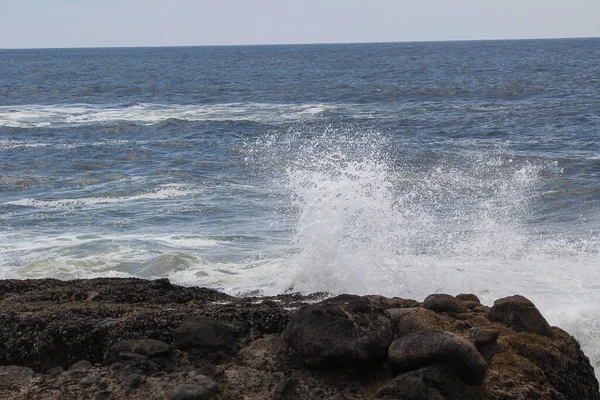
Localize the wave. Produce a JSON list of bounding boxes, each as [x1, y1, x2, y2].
[[0, 102, 338, 128], [2, 184, 198, 209]]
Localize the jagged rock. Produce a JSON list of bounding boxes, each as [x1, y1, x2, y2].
[[282, 294, 393, 367], [114, 338, 172, 357], [506, 329, 599, 399], [469, 327, 499, 347], [0, 278, 598, 400], [489, 295, 553, 337], [173, 316, 238, 351], [388, 330, 487, 385], [424, 294, 469, 313], [374, 365, 483, 400], [456, 294, 481, 303]]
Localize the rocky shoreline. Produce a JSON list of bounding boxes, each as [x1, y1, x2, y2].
[[0, 278, 598, 399]]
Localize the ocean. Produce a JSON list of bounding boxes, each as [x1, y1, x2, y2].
[[1, 39, 600, 371]]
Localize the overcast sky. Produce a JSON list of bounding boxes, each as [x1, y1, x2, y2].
[[1, 0, 599, 49]]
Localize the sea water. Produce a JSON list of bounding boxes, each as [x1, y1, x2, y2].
[[1, 39, 600, 373]]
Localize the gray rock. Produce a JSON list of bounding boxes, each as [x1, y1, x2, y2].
[[79, 375, 101, 386], [489, 295, 553, 337], [115, 338, 172, 357], [173, 317, 238, 351], [170, 377, 218, 400], [69, 360, 93, 371], [282, 294, 393, 367], [423, 294, 468, 313], [388, 330, 487, 385], [469, 327, 499, 346]]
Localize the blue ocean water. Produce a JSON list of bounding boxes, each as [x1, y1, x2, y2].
[[1, 39, 600, 369]]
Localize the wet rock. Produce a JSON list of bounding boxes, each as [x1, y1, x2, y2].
[[424, 294, 468, 314], [506, 329, 600, 399], [173, 316, 238, 351], [115, 338, 172, 357], [282, 294, 393, 367], [456, 294, 480, 303], [469, 327, 499, 347], [489, 295, 553, 337], [69, 360, 93, 371], [374, 365, 483, 400], [388, 330, 487, 385]]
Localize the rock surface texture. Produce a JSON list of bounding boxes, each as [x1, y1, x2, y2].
[[0, 279, 598, 399]]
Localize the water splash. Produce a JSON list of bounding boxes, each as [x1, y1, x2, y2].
[[248, 126, 600, 376]]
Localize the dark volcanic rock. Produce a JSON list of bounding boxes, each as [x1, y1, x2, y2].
[[469, 327, 500, 347], [456, 293, 481, 303], [170, 375, 218, 399], [489, 295, 553, 337], [388, 330, 487, 385], [173, 316, 238, 351], [374, 365, 483, 400], [424, 294, 469, 314], [115, 338, 172, 357], [282, 294, 393, 367], [0, 278, 598, 400]]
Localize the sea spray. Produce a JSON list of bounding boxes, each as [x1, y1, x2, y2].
[[246, 125, 600, 377]]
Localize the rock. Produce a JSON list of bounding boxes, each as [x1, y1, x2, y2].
[[282, 294, 393, 367], [0, 365, 34, 390], [489, 295, 553, 337], [387, 307, 449, 337], [388, 330, 487, 385], [173, 316, 238, 351], [456, 294, 480, 303], [170, 376, 218, 400], [114, 338, 172, 357], [272, 378, 298, 400], [79, 375, 101, 386], [424, 294, 468, 314], [374, 365, 484, 400], [506, 329, 600, 399], [122, 372, 143, 390], [469, 327, 499, 347], [46, 366, 64, 375], [69, 360, 93, 371]]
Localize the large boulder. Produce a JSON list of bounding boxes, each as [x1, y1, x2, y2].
[[282, 294, 393, 367], [388, 330, 487, 385], [489, 295, 553, 337]]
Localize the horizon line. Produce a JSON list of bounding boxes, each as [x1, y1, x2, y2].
[[1, 35, 598, 51]]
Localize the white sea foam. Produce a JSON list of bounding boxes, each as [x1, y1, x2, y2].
[[2, 183, 198, 209], [0, 102, 338, 128], [246, 127, 600, 376]]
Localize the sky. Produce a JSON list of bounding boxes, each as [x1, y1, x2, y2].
[[1, 0, 599, 49]]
